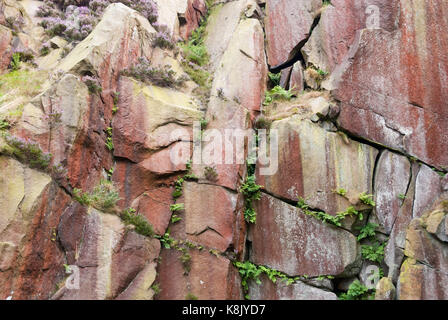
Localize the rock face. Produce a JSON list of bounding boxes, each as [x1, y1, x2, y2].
[[265, 0, 321, 67], [334, 0, 448, 170], [0, 0, 448, 301], [250, 193, 360, 277]]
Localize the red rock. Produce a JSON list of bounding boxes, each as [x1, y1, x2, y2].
[[334, 0, 448, 169], [182, 182, 239, 253], [157, 249, 243, 300], [302, 0, 400, 73], [289, 61, 304, 94], [0, 25, 12, 73], [249, 193, 360, 277], [373, 151, 411, 234], [9, 183, 71, 300], [249, 274, 337, 300], [264, 0, 321, 67], [179, 0, 207, 40], [111, 231, 160, 297]]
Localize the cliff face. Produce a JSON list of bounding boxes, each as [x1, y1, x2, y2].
[[0, 0, 447, 300]]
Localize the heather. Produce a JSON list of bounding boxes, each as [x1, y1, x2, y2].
[[36, 0, 158, 42]]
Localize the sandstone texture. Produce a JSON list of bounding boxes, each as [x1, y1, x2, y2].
[[0, 0, 447, 301]]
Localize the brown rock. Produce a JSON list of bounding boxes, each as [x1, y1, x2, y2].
[[0, 24, 12, 73], [373, 151, 411, 234], [257, 118, 378, 217], [249, 193, 360, 277], [334, 0, 448, 169], [398, 258, 448, 300], [265, 0, 322, 67], [157, 249, 243, 300], [248, 273, 337, 300]]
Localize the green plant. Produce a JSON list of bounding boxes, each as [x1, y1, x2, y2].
[[398, 193, 407, 200], [73, 180, 120, 211], [240, 175, 262, 224], [179, 248, 192, 274], [3, 134, 52, 170], [10, 53, 21, 71], [361, 242, 385, 263], [298, 197, 363, 227], [254, 115, 272, 130], [263, 86, 294, 105], [170, 203, 185, 212], [73, 188, 92, 206], [151, 283, 161, 296], [0, 119, 10, 130], [121, 208, 155, 238], [200, 118, 208, 130], [234, 261, 299, 299], [334, 188, 347, 197], [172, 177, 184, 199], [268, 72, 281, 86], [357, 223, 379, 241], [185, 293, 198, 300], [339, 280, 374, 300], [157, 232, 175, 249], [204, 166, 218, 181], [359, 192, 376, 207]]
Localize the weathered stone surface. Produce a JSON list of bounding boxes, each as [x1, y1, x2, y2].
[[183, 182, 238, 252], [210, 18, 267, 113], [192, 98, 250, 191], [113, 77, 201, 163], [375, 277, 396, 300], [58, 3, 156, 95], [289, 61, 304, 94], [249, 274, 337, 300], [157, 249, 243, 300], [398, 258, 448, 300], [257, 118, 378, 216], [265, 0, 321, 67], [205, 0, 261, 70], [404, 218, 448, 272], [302, 0, 400, 75], [0, 24, 12, 73], [115, 262, 158, 300], [373, 151, 411, 234], [55, 207, 161, 300], [413, 165, 446, 219], [249, 193, 360, 277], [335, 0, 448, 169], [179, 0, 207, 40], [0, 181, 70, 300]]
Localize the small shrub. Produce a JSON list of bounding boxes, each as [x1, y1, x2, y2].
[[204, 166, 218, 182], [361, 242, 385, 263], [254, 115, 272, 130], [268, 72, 281, 87], [359, 192, 376, 207], [334, 188, 347, 197], [121, 58, 186, 88], [151, 25, 175, 50], [240, 175, 262, 224], [151, 283, 161, 296], [3, 134, 52, 170], [40, 42, 51, 56], [357, 223, 379, 241], [0, 119, 10, 130], [339, 280, 374, 300], [185, 293, 198, 300], [263, 86, 294, 105], [82, 75, 102, 94], [179, 248, 192, 274], [121, 208, 155, 237]]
